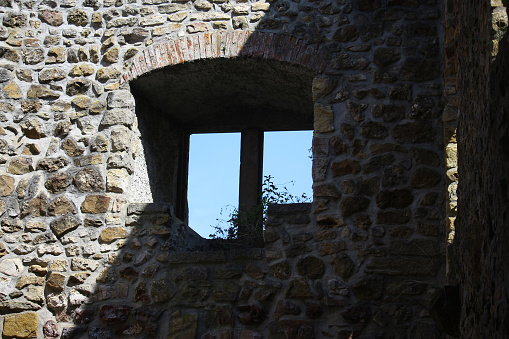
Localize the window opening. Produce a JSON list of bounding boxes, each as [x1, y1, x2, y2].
[[187, 131, 312, 239], [188, 133, 241, 238]]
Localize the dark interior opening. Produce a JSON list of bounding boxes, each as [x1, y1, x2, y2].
[[130, 58, 314, 239]]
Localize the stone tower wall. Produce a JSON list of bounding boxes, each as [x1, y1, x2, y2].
[[0, 0, 447, 337]]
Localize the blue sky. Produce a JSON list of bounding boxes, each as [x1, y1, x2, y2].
[[187, 130, 313, 237]]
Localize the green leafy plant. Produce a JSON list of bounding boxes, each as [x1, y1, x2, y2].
[[209, 175, 310, 240]]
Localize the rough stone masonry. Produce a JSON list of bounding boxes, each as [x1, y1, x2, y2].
[[0, 0, 455, 337]]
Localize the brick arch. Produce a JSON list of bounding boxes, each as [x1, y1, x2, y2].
[[120, 31, 328, 84]]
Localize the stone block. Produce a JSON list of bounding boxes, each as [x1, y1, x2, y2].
[[2, 312, 38, 338]]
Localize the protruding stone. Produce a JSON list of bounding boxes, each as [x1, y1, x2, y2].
[[27, 84, 60, 99], [37, 156, 69, 172], [100, 305, 132, 324], [69, 63, 95, 76], [66, 78, 91, 96], [285, 278, 313, 299]]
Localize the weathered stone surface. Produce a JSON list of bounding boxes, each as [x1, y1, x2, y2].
[[2, 218, 23, 233], [376, 189, 414, 208], [377, 209, 411, 224], [285, 278, 313, 299], [3, 12, 27, 27], [359, 121, 389, 139], [107, 169, 129, 193], [168, 311, 198, 339], [25, 286, 44, 303], [297, 256, 325, 279], [48, 196, 76, 216], [21, 194, 47, 217], [270, 261, 290, 280], [314, 103, 334, 133], [341, 196, 370, 217], [69, 64, 95, 76], [45, 172, 72, 193], [37, 157, 69, 172], [47, 272, 66, 290], [100, 109, 135, 127], [0, 174, 15, 196], [8, 157, 34, 174], [400, 59, 439, 81], [411, 167, 441, 188], [81, 195, 111, 213], [332, 159, 361, 177], [50, 215, 81, 237], [68, 9, 89, 26], [43, 320, 59, 337], [2, 312, 38, 338], [39, 67, 66, 82], [27, 84, 59, 99], [331, 253, 355, 279], [0, 258, 23, 276], [74, 168, 105, 192], [312, 76, 337, 100], [353, 276, 384, 299], [316, 214, 345, 228], [100, 305, 132, 324], [71, 258, 99, 271], [99, 227, 128, 243], [150, 277, 175, 302], [66, 79, 91, 96], [39, 9, 63, 26]]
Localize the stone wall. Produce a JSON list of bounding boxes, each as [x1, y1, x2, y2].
[[453, 0, 509, 337], [0, 0, 448, 337]]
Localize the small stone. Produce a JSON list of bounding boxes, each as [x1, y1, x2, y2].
[[103, 47, 119, 63], [296, 256, 325, 279], [331, 253, 355, 279], [74, 168, 105, 192], [81, 195, 111, 214], [71, 258, 99, 271], [25, 286, 44, 303], [16, 275, 45, 289], [3, 12, 28, 28], [71, 96, 91, 110], [67, 9, 89, 26], [48, 196, 76, 216], [66, 78, 91, 96], [314, 103, 334, 133], [0, 175, 15, 196], [27, 84, 60, 99], [43, 320, 59, 337], [37, 156, 69, 172], [2, 312, 38, 338], [47, 272, 66, 290], [341, 196, 370, 217], [20, 117, 46, 139], [50, 215, 81, 237], [62, 137, 85, 157], [45, 172, 72, 193], [107, 169, 129, 193], [96, 66, 121, 81], [69, 63, 95, 76], [39, 67, 66, 82], [100, 109, 135, 127], [285, 278, 313, 299], [99, 227, 128, 243], [0, 258, 23, 276], [39, 9, 63, 26], [8, 156, 34, 174], [411, 167, 441, 188]]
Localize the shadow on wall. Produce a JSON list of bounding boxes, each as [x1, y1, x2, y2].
[[57, 17, 330, 338]]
